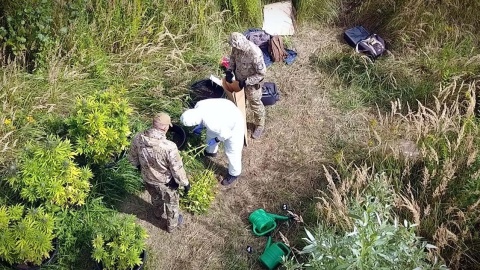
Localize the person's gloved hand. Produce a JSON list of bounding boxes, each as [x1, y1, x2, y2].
[[207, 137, 220, 146], [184, 184, 191, 196], [225, 69, 234, 83], [192, 124, 203, 135], [238, 79, 246, 89]]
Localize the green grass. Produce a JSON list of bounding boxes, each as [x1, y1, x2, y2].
[[329, 84, 366, 111], [293, 0, 342, 24], [312, 52, 435, 110]]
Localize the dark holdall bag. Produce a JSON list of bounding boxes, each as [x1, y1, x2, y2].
[[344, 26, 386, 58], [261, 82, 280, 106], [344, 26, 370, 47]]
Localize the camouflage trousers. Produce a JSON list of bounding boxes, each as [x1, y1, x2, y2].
[[245, 84, 265, 127], [145, 183, 180, 231]]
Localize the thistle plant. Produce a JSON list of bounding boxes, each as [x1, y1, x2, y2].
[[8, 135, 92, 208], [0, 205, 55, 266], [66, 86, 132, 165], [288, 199, 446, 270]]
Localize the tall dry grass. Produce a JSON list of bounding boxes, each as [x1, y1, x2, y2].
[[338, 0, 480, 96], [319, 80, 480, 268]]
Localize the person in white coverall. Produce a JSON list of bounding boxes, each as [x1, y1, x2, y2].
[[180, 98, 245, 186]]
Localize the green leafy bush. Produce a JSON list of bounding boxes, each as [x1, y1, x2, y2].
[[287, 199, 446, 270], [92, 213, 148, 270], [66, 86, 132, 165], [7, 135, 92, 208], [0, 0, 53, 57], [180, 169, 218, 214], [0, 205, 55, 266]]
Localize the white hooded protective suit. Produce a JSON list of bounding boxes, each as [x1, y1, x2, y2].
[[181, 98, 245, 176]]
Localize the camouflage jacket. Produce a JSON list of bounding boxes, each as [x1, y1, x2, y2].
[[230, 39, 266, 86], [128, 128, 189, 187]]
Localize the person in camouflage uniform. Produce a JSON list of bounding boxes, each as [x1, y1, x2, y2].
[[227, 32, 267, 139], [128, 112, 190, 233]]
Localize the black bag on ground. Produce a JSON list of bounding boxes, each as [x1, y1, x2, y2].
[[344, 26, 370, 47], [261, 82, 280, 106], [344, 26, 386, 58], [188, 79, 224, 108], [355, 34, 385, 58]]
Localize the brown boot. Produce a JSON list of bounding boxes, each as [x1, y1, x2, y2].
[[252, 126, 264, 139]]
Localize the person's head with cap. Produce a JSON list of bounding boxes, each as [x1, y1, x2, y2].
[[153, 112, 172, 133], [229, 32, 250, 52]]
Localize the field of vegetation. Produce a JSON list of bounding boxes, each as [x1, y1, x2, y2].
[[1, 0, 479, 269]]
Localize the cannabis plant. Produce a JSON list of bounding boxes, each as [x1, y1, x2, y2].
[[66, 86, 132, 164], [179, 147, 218, 214], [180, 169, 217, 214], [92, 213, 148, 270], [8, 135, 92, 208], [0, 205, 56, 266]]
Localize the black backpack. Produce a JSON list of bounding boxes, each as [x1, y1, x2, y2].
[[344, 26, 386, 58], [355, 34, 385, 58]]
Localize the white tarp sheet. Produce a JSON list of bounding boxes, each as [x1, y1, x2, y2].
[[262, 1, 295, 36]]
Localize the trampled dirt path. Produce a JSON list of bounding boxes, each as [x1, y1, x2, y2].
[[120, 25, 369, 270]]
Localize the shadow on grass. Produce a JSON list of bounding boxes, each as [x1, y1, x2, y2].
[[119, 193, 168, 231]]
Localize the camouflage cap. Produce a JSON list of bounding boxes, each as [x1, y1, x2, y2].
[[229, 32, 249, 51], [153, 112, 172, 127]]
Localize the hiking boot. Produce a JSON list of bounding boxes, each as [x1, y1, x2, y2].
[[204, 149, 217, 157], [221, 174, 238, 186], [252, 126, 264, 139], [167, 214, 184, 233]]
